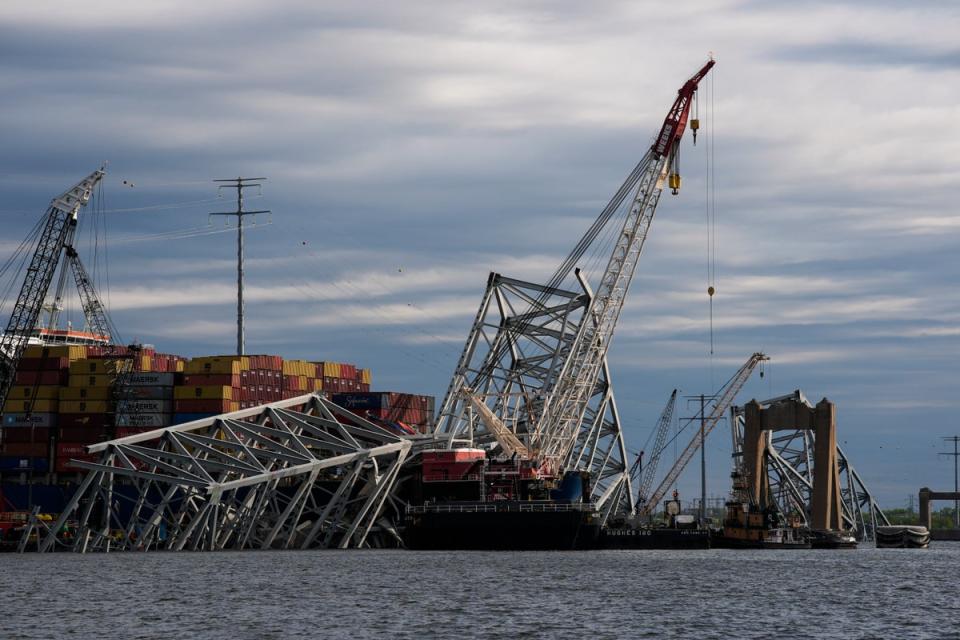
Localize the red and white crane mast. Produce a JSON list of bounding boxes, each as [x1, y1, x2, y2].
[[530, 60, 715, 472]]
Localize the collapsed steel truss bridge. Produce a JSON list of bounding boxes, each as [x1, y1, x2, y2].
[[39, 395, 413, 551]]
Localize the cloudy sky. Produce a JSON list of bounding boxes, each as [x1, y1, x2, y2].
[[1, 0, 958, 507]]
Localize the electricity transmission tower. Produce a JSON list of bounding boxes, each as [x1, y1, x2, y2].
[[210, 177, 270, 356], [940, 436, 960, 528]]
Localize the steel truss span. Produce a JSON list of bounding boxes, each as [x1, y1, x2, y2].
[[40, 395, 412, 552], [434, 274, 633, 522], [730, 390, 890, 541]]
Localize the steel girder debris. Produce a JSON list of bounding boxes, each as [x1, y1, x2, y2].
[[39, 394, 411, 552]]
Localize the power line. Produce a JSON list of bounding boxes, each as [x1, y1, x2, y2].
[[209, 177, 271, 356]]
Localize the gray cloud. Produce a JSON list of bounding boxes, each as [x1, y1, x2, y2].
[[775, 41, 960, 69], [0, 0, 958, 504]]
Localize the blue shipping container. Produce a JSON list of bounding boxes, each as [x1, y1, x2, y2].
[[332, 393, 387, 410], [0, 457, 48, 472]]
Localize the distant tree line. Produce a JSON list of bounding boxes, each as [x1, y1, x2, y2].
[[883, 507, 959, 529]]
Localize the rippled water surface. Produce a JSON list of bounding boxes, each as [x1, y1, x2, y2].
[[3, 544, 959, 639]]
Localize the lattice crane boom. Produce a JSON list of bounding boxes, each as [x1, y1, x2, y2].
[[529, 60, 715, 471], [635, 389, 678, 507], [0, 168, 105, 408], [639, 352, 768, 516], [66, 248, 115, 343]]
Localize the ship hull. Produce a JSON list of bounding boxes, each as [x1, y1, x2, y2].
[[404, 507, 599, 550], [599, 527, 711, 549]]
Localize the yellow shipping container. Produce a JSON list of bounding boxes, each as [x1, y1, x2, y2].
[[322, 362, 341, 378], [283, 360, 314, 377], [8, 385, 60, 400], [310, 378, 324, 392], [2, 398, 59, 413], [174, 385, 233, 400], [68, 374, 114, 388], [60, 400, 109, 414], [174, 360, 185, 372], [360, 368, 372, 385], [61, 386, 111, 400], [23, 345, 88, 360], [69, 359, 131, 376], [184, 356, 244, 375]]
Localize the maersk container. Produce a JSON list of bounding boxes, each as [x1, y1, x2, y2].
[[117, 399, 173, 414], [3, 413, 57, 428], [115, 413, 171, 428], [127, 372, 175, 387]]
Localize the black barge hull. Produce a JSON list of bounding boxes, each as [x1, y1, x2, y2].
[[405, 508, 599, 550]]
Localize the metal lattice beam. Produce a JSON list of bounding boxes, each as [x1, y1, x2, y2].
[[39, 394, 412, 552], [730, 390, 890, 541]]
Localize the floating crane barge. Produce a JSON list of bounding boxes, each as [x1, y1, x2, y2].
[[27, 59, 732, 552]]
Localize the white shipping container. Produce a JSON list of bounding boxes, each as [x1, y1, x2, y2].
[[116, 399, 173, 414], [115, 412, 171, 428], [126, 373, 175, 387]]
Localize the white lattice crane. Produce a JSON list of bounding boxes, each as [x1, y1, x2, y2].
[[528, 59, 715, 473], [638, 352, 768, 516]]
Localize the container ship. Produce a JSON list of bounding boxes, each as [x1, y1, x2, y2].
[[0, 339, 436, 517]]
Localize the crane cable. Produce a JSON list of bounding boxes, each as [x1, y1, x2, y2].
[[704, 66, 718, 389]]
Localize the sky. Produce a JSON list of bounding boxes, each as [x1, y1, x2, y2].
[[1, 0, 958, 508]]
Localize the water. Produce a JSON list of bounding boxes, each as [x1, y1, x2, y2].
[[3, 545, 959, 639]]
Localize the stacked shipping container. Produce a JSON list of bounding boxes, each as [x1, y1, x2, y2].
[[331, 392, 436, 434], [0, 348, 386, 479], [1, 345, 82, 474]]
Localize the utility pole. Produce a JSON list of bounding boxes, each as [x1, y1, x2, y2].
[[699, 394, 707, 524], [940, 436, 960, 528], [683, 393, 714, 525], [210, 177, 270, 356]]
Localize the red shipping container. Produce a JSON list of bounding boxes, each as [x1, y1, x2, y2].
[[55, 452, 98, 473], [14, 370, 67, 385], [174, 399, 235, 413], [183, 374, 240, 387], [3, 442, 47, 457], [2, 427, 51, 443], [17, 356, 69, 371], [59, 427, 107, 442], [57, 442, 91, 457], [58, 413, 109, 429], [115, 427, 162, 439]]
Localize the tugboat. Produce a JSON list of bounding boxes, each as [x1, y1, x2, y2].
[[711, 470, 810, 549], [808, 529, 858, 549]]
